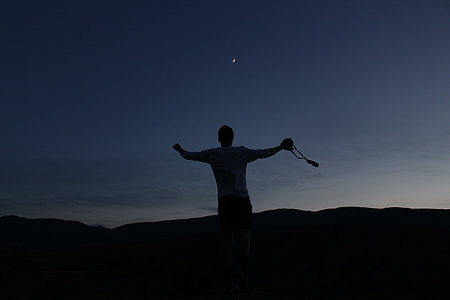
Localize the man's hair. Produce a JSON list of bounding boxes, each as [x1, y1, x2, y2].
[[218, 125, 234, 145]]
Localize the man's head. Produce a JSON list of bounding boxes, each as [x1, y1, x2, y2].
[[218, 125, 234, 146]]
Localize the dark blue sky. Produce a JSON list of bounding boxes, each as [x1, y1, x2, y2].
[[2, 0, 449, 227]]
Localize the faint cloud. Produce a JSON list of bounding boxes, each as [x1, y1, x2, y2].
[[0, 198, 16, 210], [198, 206, 217, 213]]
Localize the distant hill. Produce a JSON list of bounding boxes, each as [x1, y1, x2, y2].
[[1, 207, 449, 251], [254, 206, 450, 230], [0, 215, 110, 251], [2, 207, 450, 299]]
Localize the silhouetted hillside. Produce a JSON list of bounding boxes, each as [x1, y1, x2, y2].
[[1, 207, 449, 299], [254, 207, 450, 230], [112, 214, 219, 242], [2, 207, 449, 250], [0, 215, 109, 251]]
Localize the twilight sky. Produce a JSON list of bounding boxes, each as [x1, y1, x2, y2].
[[1, 0, 449, 227]]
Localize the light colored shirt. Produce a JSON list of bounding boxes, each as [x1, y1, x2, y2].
[[182, 146, 272, 197]]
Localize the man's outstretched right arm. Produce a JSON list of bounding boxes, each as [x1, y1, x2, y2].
[[173, 144, 211, 163], [173, 143, 186, 156]]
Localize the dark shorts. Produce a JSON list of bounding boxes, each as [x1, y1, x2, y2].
[[218, 196, 252, 232]]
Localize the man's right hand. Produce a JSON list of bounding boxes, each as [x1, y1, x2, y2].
[[280, 138, 294, 151], [173, 143, 182, 152]]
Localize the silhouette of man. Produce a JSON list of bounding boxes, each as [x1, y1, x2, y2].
[[173, 125, 293, 293]]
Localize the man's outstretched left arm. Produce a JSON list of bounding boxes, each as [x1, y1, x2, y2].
[[268, 145, 283, 156], [267, 138, 294, 157]]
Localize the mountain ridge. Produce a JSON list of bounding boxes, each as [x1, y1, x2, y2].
[[2, 206, 450, 299], [1, 206, 449, 251]]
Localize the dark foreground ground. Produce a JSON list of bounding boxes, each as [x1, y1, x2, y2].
[[1, 207, 450, 299]]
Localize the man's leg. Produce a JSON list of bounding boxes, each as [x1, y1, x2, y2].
[[222, 231, 233, 286], [234, 197, 252, 293], [238, 228, 250, 273], [235, 228, 252, 293], [222, 231, 233, 267], [218, 196, 234, 287], [237, 197, 252, 274]]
